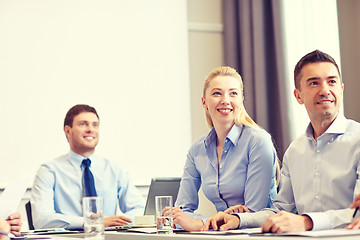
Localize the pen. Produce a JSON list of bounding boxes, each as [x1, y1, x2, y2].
[[353, 207, 359, 218]]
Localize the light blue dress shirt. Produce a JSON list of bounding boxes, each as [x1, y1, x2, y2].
[[238, 114, 360, 230], [175, 124, 277, 220], [31, 150, 145, 229]]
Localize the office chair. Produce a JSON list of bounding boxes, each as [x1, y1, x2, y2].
[[25, 201, 35, 230]]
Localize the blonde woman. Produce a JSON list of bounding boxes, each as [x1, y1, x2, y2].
[[173, 67, 277, 231]]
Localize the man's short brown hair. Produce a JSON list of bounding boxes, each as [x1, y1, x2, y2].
[[64, 104, 99, 128], [294, 50, 341, 89]]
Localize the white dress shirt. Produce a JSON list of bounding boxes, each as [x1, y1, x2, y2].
[[238, 114, 360, 230]]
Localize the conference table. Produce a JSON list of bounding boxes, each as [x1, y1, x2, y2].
[[44, 228, 360, 240]]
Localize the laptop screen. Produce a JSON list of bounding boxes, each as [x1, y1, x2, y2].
[[144, 177, 181, 215]]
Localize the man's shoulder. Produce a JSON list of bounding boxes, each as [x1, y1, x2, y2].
[[284, 132, 308, 155], [40, 153, 69, 168], [345, 118, 360, 132], [93, 155, 126, 172], [34, 154, 71, 179], [340, 119, 360, 146], [94, 155, 120, 166]]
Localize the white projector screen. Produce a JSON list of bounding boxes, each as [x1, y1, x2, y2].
[[0, 0, 191, 186]]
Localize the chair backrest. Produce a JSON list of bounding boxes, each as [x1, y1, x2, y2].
[[25, 201, 35, 230]]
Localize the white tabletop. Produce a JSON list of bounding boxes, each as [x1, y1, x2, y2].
[[43, 228, 360, 240], [104, 229, 360, 240]]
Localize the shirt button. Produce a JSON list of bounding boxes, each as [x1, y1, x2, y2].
[[219, 164, 223, 169], [315, 195, 319, 199], [225, 140, 228, 143], [316, 149, 320, 153], [315, 172, 319, 176], [224, 150, 227, 153]]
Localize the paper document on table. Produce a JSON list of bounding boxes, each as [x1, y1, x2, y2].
[[126, 227, 157, 234], [251, 228, 360, 237], [24, 228, 82, 235], [190, 227, 262, 235], [0, 177, 30, 219]]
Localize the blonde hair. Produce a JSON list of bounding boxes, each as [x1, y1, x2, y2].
[[203, 66, 259, 129]]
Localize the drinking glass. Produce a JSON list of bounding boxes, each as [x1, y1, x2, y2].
[[83, 197, 104, 240], [155, 196, 173, 234]]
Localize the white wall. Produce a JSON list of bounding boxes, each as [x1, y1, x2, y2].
[[0, 0, 191, 187], [187, 0, 224, 142], [10, 1, 222, 228]]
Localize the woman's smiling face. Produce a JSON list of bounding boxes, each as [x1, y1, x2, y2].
[[202, 75, 243, 128]]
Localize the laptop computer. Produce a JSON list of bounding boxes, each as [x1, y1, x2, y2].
[[144, 177, 181, 216], [105, 177, 181, 230]]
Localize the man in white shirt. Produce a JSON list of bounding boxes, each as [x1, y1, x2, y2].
[[202, 50, 360, 233]]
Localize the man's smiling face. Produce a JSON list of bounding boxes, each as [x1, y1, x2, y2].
[[294, 62, 344, 123]]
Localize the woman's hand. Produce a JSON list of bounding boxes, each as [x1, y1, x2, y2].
[[173, 207, 204, 231], [162, 207, 204, 232], [202, 211, 240, 231], [224, 205, 250, 214]]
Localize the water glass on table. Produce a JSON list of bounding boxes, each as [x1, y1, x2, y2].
[[83, 197, 104, 240], [155, 196, 174, 234]]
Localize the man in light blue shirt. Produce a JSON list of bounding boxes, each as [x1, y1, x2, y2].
[[202, 50, 360, 232], [31, 104, 144, 229]]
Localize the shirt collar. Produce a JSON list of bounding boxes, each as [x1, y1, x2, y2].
[[305, 113, 347, 139], [204, 128, 217, 148], [226, 124, 243, 146], [68, 150, 97, 169], [325, 113, 347, 134], [204, 124, 243, 147]]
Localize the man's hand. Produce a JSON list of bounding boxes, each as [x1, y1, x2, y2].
[[6, 212, 22, 236], [346, 218, 360, 229], [350, 194, 360, 209], [104, 215, 132, 227], [201, 212, 240, 231], [261, 211, 313, 233], [346, 194, 360, 229], [171, 207, 203, 232], [224, 205, 251, 214]]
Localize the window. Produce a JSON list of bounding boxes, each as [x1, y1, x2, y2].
[[280, 0, 341, 139]]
